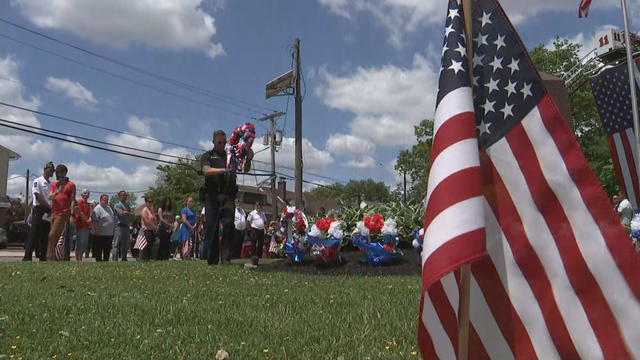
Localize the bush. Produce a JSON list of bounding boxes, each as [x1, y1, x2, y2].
[[323, 200, 424, 246]]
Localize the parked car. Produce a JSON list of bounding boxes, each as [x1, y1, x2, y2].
[[7, 220, 28, 248]]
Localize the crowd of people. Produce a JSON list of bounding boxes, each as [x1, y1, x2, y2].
[[20, 128, 280, 265]]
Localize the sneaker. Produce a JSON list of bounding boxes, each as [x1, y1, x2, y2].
[[244, 262, 258, 269]]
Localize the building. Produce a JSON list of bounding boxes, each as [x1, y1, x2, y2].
[[0, 144, 21, 231], [235, 178, 337, 220]]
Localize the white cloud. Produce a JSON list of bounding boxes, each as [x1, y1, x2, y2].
[[7, 174, 26, 199], [252, 137, 334, 172], [326, 133, 376, 168], [0, 56, 55, 159], [106, 116, 167, 160], [66, 161, 157, 196], [61, 135, 90, 153], [44, 77, 98, 109], [11, 0, 226, 59], [319, 0, 620, 47], [316, 54, 438, 146]]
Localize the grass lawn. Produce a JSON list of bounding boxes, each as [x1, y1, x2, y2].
[[0, 260, 421, 359]]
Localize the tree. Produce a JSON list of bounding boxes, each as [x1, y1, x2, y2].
[[310, 179, 391, 205], [394, 119, 434, 202], [109, 192, 138, 207], [146, 159, 203, 215], [529, 38, 617, 194]]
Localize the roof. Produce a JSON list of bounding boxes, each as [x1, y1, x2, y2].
[[0, 144, 20, 160]]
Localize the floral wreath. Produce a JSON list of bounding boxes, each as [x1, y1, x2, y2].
[[307, 217, 344, 264], [280, 206, 308, 263], [351, 213, 403, 266], [225, 122, 256, 171]]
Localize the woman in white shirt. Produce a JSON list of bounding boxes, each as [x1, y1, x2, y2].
[[91, 194, 115, 261]]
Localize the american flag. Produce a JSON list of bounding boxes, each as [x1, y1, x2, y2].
[[419, 0, 640, 358], [134, 231, 147, 250], [591, 58, 640, 207], [55, 233, 65, 261], [579, 0, 593, 18]]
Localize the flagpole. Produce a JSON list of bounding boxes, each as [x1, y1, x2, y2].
[[620, 0, 640, 196], [459, 0, 474, 359]]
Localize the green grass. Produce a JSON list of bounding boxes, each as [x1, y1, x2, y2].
[[0, 260, 421, 359]]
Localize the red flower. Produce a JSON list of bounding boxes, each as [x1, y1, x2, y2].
[[315, 217, 337, 232], [364, 213, 384, 232]]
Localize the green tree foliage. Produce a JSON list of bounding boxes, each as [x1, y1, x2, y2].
[[310, 179, 392, 205], [529, 38, 617, 194], [146, 159, 203, 215], [109, 192, 138, 207], [394, 119, 434, 202]]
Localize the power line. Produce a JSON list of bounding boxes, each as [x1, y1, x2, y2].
[[1, 100, 348, 183], [0, 117, 193, 161], [0, 101, 205, 152], [0, 32, 258, 119], [0, 120, 186, 165], [0, 18, 274, 114]]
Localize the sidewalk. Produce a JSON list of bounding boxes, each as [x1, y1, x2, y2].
[[0, 246, 118, 262]]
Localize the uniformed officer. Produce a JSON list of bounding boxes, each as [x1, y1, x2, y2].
[[23, 161, 54, 261], [201, 129, 253, 265]]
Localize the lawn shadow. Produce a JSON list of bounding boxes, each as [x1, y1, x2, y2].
[[256, 249, 421, 276]]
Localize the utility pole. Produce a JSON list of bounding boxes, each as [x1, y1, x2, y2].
[[25, 169, 29, 203], [403, 170, 407, 204], [293, 38, 303, 209], [258, 111, 284, 217]]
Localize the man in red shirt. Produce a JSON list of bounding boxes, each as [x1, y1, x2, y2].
[[74, 189, 91, 261], [47, 164, 76, 261]]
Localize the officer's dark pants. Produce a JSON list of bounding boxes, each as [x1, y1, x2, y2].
[[206, 193, 235, 265], [23, 206, 50, 261]]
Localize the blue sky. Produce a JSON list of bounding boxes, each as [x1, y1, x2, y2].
[[2, 0, 637, 202]]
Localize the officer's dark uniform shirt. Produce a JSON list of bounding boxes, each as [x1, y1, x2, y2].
[[200, 149, 237, 195]]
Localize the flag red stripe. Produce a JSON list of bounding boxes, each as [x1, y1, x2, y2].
[[506, 121, 631, 359], [431, 111, 477, 161], [417, 294, 439, 359], [481, 151, 580, 359], [537, 96, 640, 298], [471, 258, 538, 359], [428, 280, 459, 355], [618, 130, 640, 203], [421, 228, 486, 289], [606, 135, 628, 199], [424, 167, 483, 229]]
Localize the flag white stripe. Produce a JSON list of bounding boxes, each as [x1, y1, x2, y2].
[[469, 276, 515, 360], [613, 133, 637, 206], [440, 273, 459, 317], [487, 137, 603, 360], [423, 196, 485, 261], [426, 139, 480, 205], [422, 291, 457, 360], [484, 202, 561, 360], [523, 110, 640, 357], [434, 87, 474, 136]]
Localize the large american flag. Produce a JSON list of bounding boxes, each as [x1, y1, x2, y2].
[[419, 0, 640, 358], [591, 58, 640, 207], [578, 0, 593, 18]]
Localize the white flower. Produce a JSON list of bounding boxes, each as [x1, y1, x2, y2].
[[308, 224, 322, 237], [355, 221, 369, 236], [328, 221, 344, 240], [382, 218, 397, 236]]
